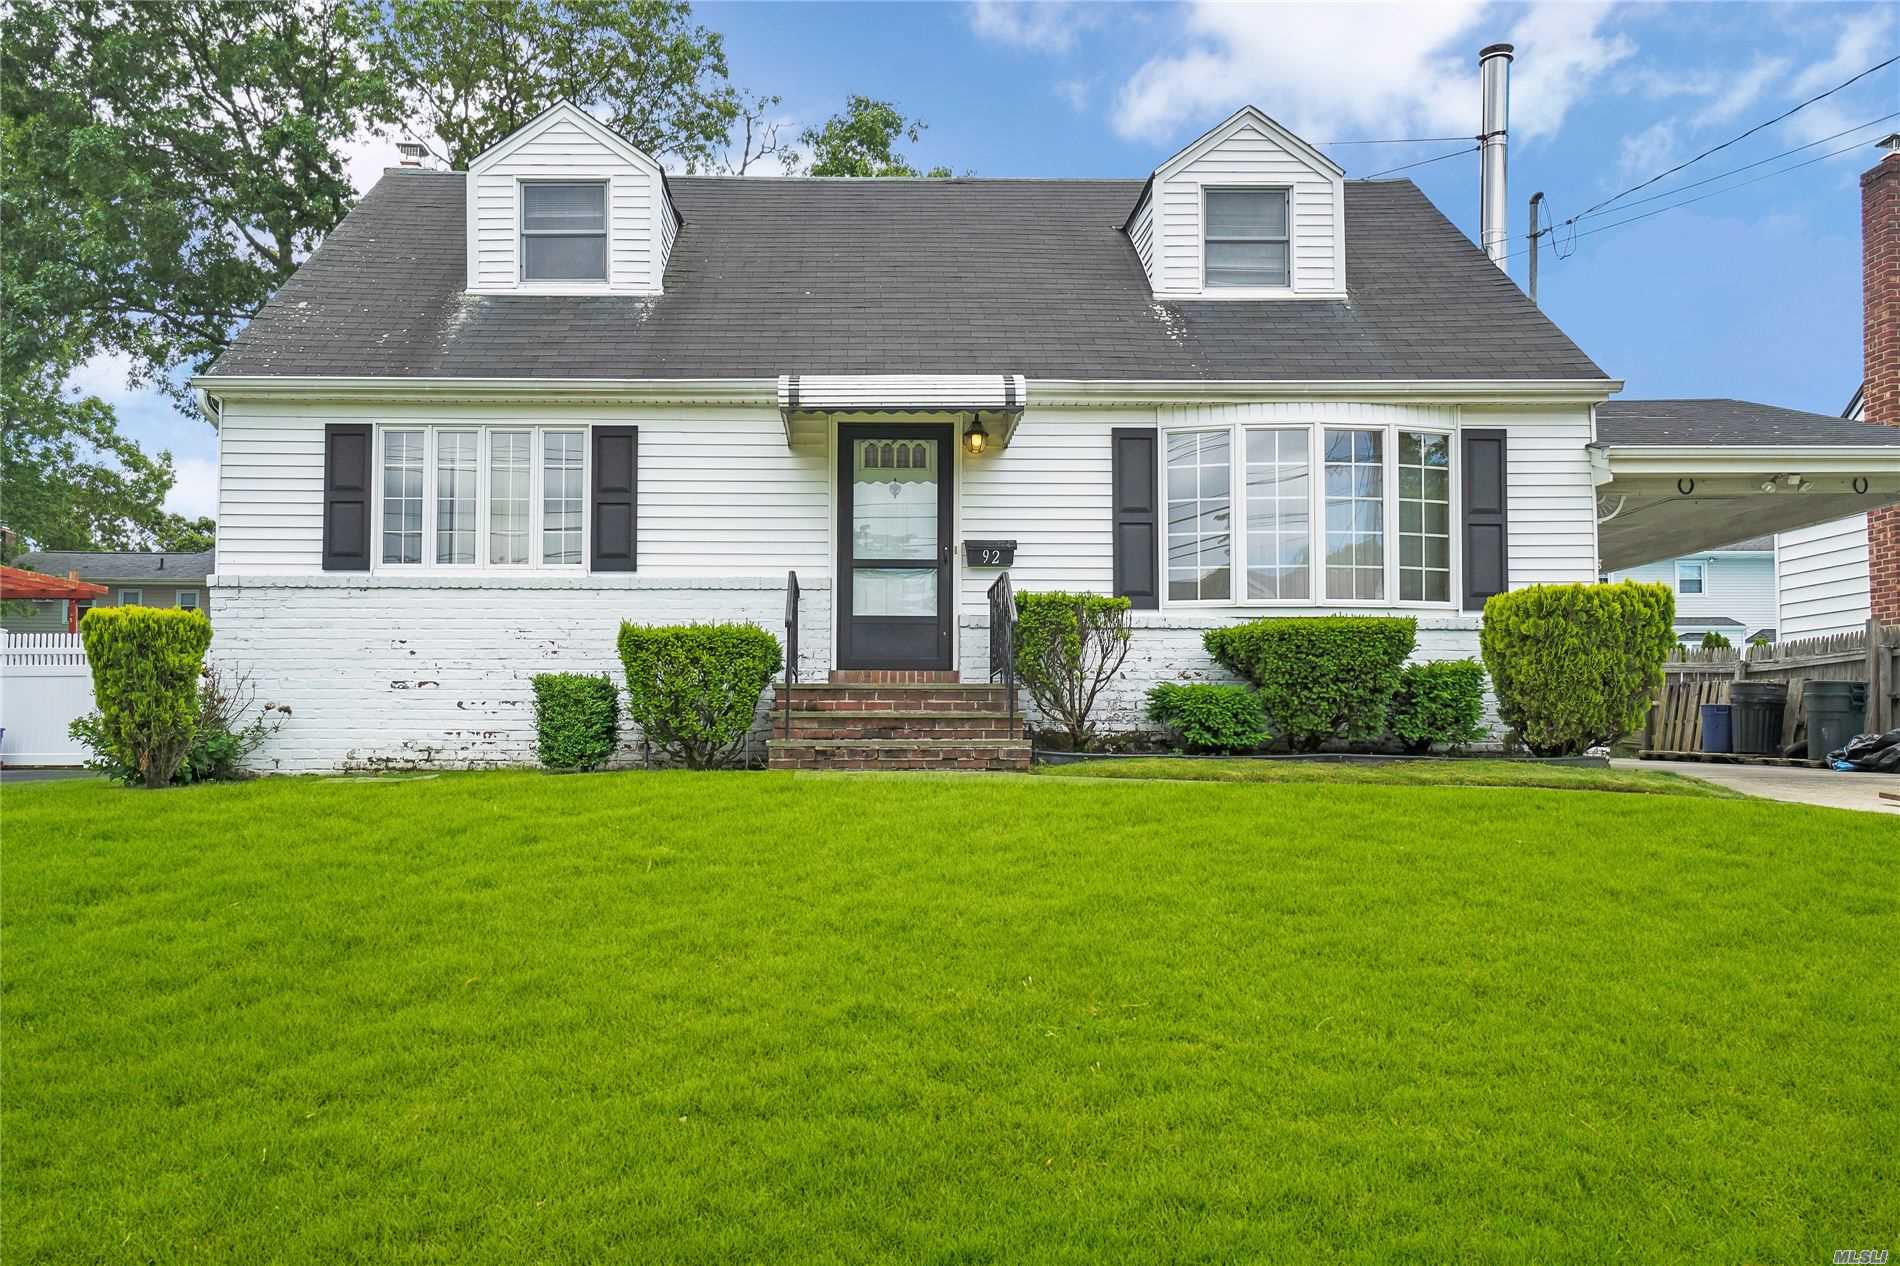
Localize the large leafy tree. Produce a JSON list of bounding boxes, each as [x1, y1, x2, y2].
[[795, 96, 953, 178], [2, 0, 395, 551], [363, 0, 743, 170]]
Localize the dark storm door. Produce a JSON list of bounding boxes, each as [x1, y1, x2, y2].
[[837, 424, 954, 669]]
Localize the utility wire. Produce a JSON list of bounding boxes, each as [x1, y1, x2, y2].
[[1577, 52, 1899, 219], [1506, 133, 1874, 264], [1361, 145, 1479, 179], [1581, 109, 1900, 218]]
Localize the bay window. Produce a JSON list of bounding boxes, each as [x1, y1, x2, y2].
[[1163, 419, 1456, 608], [378, 426, 586, 570]]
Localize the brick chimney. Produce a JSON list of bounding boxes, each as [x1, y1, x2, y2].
[[1866, 134, 1900, 623]]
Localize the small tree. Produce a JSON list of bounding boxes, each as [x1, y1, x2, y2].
[[1699, 631, 1732, 650], [1012, 592, 1132, 750], [76, 606, 213, 787]]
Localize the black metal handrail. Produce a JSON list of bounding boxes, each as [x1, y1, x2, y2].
[[783, 570, 800, 741], [987, 570, 1016, 725]]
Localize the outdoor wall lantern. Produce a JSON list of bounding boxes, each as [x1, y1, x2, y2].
[[963, 414, 990, 456]]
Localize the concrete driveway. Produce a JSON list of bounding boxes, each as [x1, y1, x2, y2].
[[1614, 758, 1900, 815]]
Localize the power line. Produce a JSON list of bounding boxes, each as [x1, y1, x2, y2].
[[1361, 145, 1479, 179], [1578, 110, 1900, 220], [1508, 133, 1874, 264], [1577, 52, 1899, 219]]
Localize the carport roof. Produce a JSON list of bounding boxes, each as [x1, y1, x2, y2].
[[1598, 399, 1900, 447]]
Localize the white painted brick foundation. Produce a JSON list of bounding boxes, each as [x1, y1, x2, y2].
[[219, 573, 1492, 772], [211, 574, 831, 773]]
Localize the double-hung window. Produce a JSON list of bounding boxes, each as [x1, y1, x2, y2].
[[1164, 419, 1456, 608], [379, 427, 587, 570], [1204, 188, 1290, 289], [1677, 560, 1704, 595], [521, 182, 608, 283]]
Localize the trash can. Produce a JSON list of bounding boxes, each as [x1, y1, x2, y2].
[[1699, 704, 1732, 754], [1729, 682, 1788, 755], [1804, 680, 1868, 761]]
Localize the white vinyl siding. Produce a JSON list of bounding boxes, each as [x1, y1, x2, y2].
[[1776, 515, 1870, 638], [1128, 194, 1155, 273], [1149, 116, 1344, 298], [1463, 404, 1600, 588], [465, 105, 670, 295]]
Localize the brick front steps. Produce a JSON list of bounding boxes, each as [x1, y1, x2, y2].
[[767, 680, 1029, 771]]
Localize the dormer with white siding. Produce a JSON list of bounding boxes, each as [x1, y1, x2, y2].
[[464, 101, 680, 296], [1125, 106, 1347, 301]]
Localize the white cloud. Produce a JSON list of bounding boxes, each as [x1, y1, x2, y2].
[[969, 0, 1101, 54], [1616, 119, 1677, 184], [1053, 78, 1090, 112], [1111, 1, 1630, 148], [164, 457, 220, 521], [342, 125, 405, 195], [64, 349, 146, 410], [1689, 55, 1790, 128]]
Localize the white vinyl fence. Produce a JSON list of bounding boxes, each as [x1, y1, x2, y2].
[[1, 631, 94, 766]]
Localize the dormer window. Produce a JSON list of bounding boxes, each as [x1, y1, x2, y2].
[[1204, 188, 1289, 289], [521, 182, 608, 282]]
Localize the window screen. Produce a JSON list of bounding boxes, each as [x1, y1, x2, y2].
[[1205, 189, 1290, 288], [521, 183, 607, 281]]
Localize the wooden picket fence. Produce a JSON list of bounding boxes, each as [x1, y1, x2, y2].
[[1644, 619, 1900, 755]]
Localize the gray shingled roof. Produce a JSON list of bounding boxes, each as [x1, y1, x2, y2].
[[14, 550, 215, 584], [208, 170, 1607, 382], [1598, 399, 1900, 447]]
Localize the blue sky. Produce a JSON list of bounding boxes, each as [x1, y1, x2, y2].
[[84, 0, 1898, 520]]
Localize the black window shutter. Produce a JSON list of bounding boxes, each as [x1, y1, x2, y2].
[[591, 426, 638, 572], [322, 424, 372, 571], [1461, 428, 1509, 612], [1111, 427, 1159, 610]]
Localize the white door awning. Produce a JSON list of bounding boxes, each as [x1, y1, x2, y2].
[[777, 374, 1025, 443]]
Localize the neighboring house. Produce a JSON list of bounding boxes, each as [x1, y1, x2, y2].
[[4, 550, 214, 633], [188, 88, 1900, 773], [1607, 535, 1775, 646]]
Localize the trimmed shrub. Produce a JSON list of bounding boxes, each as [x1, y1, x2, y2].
[[1479, 581, 1675, 755], [1389, 661, 1489, 754], [532, 673, 620, 772], [76, 606, 213, 787], [1203, 617, 1417, 752], [617, 622, 781, 769], [179, 664, 287, 782], [1145, 683, 1267, 754], [1013, 591, 1133, 749], [1699, 631, 1732, 650]]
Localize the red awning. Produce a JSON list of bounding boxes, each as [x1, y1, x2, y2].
[[0, 565, 108, 601]]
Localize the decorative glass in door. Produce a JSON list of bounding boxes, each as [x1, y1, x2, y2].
[[852, 438, 939, 616]]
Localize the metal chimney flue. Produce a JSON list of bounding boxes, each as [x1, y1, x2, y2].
[[1478, 42, 1513, 270]]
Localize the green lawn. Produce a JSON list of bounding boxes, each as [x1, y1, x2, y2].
[[4, 772, 1894, 1264], [1037, 756, 1734, 796]]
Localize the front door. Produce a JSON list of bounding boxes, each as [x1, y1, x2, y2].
[[838, 424, 953, 669]]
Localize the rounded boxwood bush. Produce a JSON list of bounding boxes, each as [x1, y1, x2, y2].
[[532, 673, 620, 771], [76, 606, 213, 787], [1203, 616, 1417, 752], [1389, 660, 1489, 753], [1145, 683, 1267, 754], [1479, 581, 1675, 755], [617, 622, 782, 769]]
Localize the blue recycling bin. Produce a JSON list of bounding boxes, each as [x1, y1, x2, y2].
[[1699, 703, 1732, 754]]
